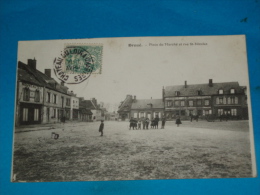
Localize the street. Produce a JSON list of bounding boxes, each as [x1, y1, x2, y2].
[[12, 120, 253, 182]]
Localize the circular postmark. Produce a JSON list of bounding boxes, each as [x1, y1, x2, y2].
[[53, 45, 102, 84]]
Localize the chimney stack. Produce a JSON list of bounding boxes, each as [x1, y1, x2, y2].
[[45, 69, 51, 78], [185, 81, 187, 88], [28, 58, 36, 70], [209, 79, 213, 87], [134, 95, 136, 100]]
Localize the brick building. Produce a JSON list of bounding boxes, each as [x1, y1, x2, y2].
[[163, 79, 248, 120]]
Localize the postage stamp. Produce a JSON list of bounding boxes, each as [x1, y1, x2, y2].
[[53, 44, 103, 84]]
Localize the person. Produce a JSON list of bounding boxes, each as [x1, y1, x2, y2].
[[129, 117, 135, 130], [145, 118, 150, 129], [138, 120, 141, 130], [175, 115, 182, 127], [161, 116, 166, 129], [142, 118, 146, 129], [99, 120, 104, 136], [154, 115, 159, 129], [190, 113, 193, 122]]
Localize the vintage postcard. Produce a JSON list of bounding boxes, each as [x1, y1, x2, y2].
[[12, 35, 256, 182]]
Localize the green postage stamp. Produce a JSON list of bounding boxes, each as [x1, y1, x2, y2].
[[53, 44, 103, 84]]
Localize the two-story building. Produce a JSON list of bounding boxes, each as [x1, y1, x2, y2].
[[163, 79, 248, 120], [17, 59, 73, 124], [16, 68, 44, 125], [69, 92, 79, 120]]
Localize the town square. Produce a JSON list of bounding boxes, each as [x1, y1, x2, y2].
[[13, 120, 252, 182]]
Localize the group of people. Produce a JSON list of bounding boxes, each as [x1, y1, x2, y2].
[[129, 116, 167, 130]]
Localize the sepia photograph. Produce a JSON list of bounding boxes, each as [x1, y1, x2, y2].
[[12, 35, 256, 182]]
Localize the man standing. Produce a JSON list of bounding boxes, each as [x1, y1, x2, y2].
[[161, 116, 166, 129], [145, 118, 150, 129], [99, 120, 104, 136]]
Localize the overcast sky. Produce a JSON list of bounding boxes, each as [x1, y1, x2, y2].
[[18, 36, 250, 112]]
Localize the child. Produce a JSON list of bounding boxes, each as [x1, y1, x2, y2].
[[138, 120, 141, 129], [99, 120, 104, 136], [175, 115, 182, 127]]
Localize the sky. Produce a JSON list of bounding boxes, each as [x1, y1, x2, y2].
[[18, 36, 250, 112]]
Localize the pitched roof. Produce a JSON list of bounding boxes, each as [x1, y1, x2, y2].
[[79, 100, 96, 110], [118, 95, 133, 112], [164, 82, 244, 97], [17, 68, 42, 86], [18, 61, 70, 95], [131, 99, 164, 109]]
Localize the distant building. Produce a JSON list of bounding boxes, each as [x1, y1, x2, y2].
[[79, 98, 93, 121], [163, 79, 248, 120], [118, 95, 164, 120], [105, 112, 119, 121]]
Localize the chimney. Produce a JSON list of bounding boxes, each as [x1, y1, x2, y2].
[[45, 69, 51, 78], [185, 81, 187, 88], [151, 97, 152, 99], [209, 79, 213, 87], [134, 95, 136, 100], [28, 58, 36, 70]]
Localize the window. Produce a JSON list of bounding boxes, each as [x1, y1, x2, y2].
[[61, 96, 64, 107], [188, 100, 193, 106], [218, 109, 223, 116], [197, 90, 202, 95], [231, 109, 237, 116], [34, 90, 40, 102], [230, 89, 235, 94], [219, 89, 224, 94], [223, 97, 226, 104], [34, 108, 39, 121], [231, 97, 235, 104], [209, 110, 212, 114], [197, 100, 202, 106], [23, 88, 30, 101], [227, 97, 231, 104], [235, 97, 238, 104], [53, 94, 57, 104], [66, 98, 70, 106], [175, 91, 180, 96], [47, 92, 51, 103], [167, 101, 172, 107], [219, 97, 223, 104], [175, 110, 180, 115], [180, 101, 185, 106], [22, 108, 28, 121], [175, 101, 180, 106]]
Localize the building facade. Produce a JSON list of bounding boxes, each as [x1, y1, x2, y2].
[[118, 95, 164, 120], [16, 69, 44, 125], [163, 79, 248, 120]]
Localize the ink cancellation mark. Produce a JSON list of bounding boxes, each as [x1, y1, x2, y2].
[[53, 44, 103, 84]]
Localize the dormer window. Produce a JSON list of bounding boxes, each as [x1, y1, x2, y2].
[[230, 89, 235, 94], [197, 90, 202, 95], [218, 89, 223, 94], [175, 91, 180, 96]]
